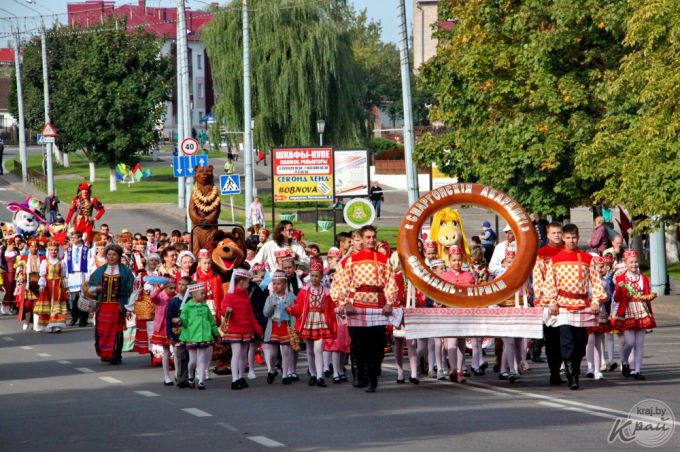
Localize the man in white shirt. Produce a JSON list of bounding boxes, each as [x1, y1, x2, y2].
[[489, 225, 516, 275], [64, 231, 90, 327]]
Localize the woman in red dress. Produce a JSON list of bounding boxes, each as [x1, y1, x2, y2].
[[34, 241, 68, 333]]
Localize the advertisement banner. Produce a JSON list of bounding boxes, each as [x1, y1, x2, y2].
[[431, 163, 458, 189], [334, 149, 369, 197], [272, 147, 334, 202]]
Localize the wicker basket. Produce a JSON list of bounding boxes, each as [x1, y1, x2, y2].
[[134, 291, 155, 321], [77, 296, 97, 313]]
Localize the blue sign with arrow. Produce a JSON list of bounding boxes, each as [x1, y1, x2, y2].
[[172, 155, 209, 178], [219, 174, 241, 195]]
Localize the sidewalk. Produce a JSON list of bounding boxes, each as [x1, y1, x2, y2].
[[651, 294, 680, 318]]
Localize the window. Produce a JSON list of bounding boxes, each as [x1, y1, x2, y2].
[[197, 53, 202, 69], [198, 83, 204, 99]]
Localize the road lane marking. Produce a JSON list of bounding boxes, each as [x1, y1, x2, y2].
[[182, 408, 212, 418], [469, 381, 680, 427], [2, 337, 15, 341], [75, 367, 95, 373], [247, 436, 285, 448], [216, 422, 238, 432], [99, 376, 122, 384], [459, 385, 511, 397], [57, 360, 72, 364], [135, 390, 160, 397], [36, 353, 52, 357], [20, 346, 33, 350]]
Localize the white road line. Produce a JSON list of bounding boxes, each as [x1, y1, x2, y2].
[[216, 422, 238, 432], [20, 345, 33, 350], [36, 353, 52, 357], [247, 436, 285, 448], [99, 376, 122, 384], [135, 390, 160, 397], [75, 367, 95, 373], [56, 360, 72, 364], [182, 408, 212, 418], [2, 337, 15, 341], [468, 381, 680, 427]]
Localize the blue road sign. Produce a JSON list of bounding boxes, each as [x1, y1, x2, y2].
[[37, 134, 44, 145], [220, 174, 241, 195], [172, 155, 209, 177]]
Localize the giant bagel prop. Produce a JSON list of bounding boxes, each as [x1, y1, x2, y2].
[[397, 183, 538, 308]]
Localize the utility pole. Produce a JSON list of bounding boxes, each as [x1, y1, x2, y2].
[[177, 0, 194, 231], [397, 0, 419, 205], [11, 23, 28, 182], [243, 0, 254, 227], [176, 1, 186, 210], [40, 18, 54, 195]]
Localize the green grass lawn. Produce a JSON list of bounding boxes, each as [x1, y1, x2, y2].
[[668, 262, 680, 282]]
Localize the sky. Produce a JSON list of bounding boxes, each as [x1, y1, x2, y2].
[[1, 0, 414, 47]]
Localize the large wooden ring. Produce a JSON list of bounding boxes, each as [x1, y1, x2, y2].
[[397, 183, 538, 308]]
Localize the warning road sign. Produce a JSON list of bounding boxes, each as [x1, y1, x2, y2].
[[220, 174, 241, 195], [41, 122, 58, 137]]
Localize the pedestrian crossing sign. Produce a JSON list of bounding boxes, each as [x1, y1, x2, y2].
[[220, 174, 241, 195]]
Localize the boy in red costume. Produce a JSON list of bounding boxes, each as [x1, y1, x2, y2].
[[65, 183, 105, 244]]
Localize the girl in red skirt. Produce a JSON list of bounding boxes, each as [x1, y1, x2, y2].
[[263, 271, 297, 384], [586, 256, 613, 380], [221, 268, 263, 390], [150, 278, 176, 385], [613, 250, 657, 380], [288, 261, 336, 387]]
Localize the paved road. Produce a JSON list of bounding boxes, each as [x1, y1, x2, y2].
[[1, 311, 678, 451]]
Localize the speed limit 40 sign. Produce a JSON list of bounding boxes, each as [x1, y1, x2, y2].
[[180, 138, 200, 156]]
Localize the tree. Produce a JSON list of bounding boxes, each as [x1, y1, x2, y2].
[[51, 19, 171, 191], [576, 0, 680, 227], [416, 0, 628, 217], [203, 0, 364, 148]]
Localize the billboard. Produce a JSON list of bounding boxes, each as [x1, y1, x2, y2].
[[431, 163, 458, 189], [334, 149, 370, 197], [272, 147, 334, 202]]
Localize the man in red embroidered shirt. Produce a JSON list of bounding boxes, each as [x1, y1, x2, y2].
[[532, 222, 565, 384], [542, 224, 606, 390], [330, 225, 398, 393]]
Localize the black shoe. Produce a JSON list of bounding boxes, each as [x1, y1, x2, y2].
[[499, 372, 509, 380], [463, 369, 470, 377], [585, 372, 594, 379], [365, 384, 376, 393], [622, 364, 631, 378], [231, 381, 242, 390], [198, 382, 206, 390], [267, 371, 277, 384], [282, 377, 292, 385], [164, 381, 174, 386], [238, 378, 248, 388], [291, 373, 300, 381], [608, 362, 618, 372], [565, 362, 579, 390], [188, 379, 195, 389], [396, 378, 405, 384], [633, 373, 646, 380], [333, 376, 342, 384], [316, 378, 327, 387], [308, 376, 317, 386], [339, 374, 348, 382], [473, 369, 484, 377], [509, 373, 519, 384], [353, 379, 368, 388], [69, 319, 77, 327], [480, 362, 489, 371], [177, 381, 188, 388], [493, 363, 501, 373], [409, 377, 419, 385]]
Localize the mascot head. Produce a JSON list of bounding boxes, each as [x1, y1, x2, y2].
[[7, 197, 46, 237], [430, 208, 471, 262], [211, 228, 246, 276]]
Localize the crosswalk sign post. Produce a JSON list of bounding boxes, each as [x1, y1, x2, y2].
[[220, 175, 241, 223]]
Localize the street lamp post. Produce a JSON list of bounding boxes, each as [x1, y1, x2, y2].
[[251, 118, 257, 196]]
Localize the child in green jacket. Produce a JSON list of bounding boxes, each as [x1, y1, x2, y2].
[[179, 283, 220, 389]]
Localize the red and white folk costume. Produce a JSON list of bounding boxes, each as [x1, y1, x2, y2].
[[65, 183, 105, 244], [613, 250, 656, 379], [34, 241, 69, 332], [16, 239, 44, 329], [192, 249, 224, 319]]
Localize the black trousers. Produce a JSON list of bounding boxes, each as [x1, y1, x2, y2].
[[68, 291, 89, 326], [543, 324, 562, 377], [175, 346, 190, 384], [559, 325, 588, 368], [349, 325, 386, 386]]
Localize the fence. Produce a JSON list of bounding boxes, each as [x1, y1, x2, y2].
[[12, 160, 46, 193]]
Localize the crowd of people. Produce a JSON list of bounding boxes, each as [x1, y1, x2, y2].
[[0, 214, 655, 393]]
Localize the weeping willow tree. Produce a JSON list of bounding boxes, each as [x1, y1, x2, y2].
[[202, 0, 364, 147]]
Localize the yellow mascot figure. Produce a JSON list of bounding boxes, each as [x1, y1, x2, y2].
[[429, 208, 471, 264]]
